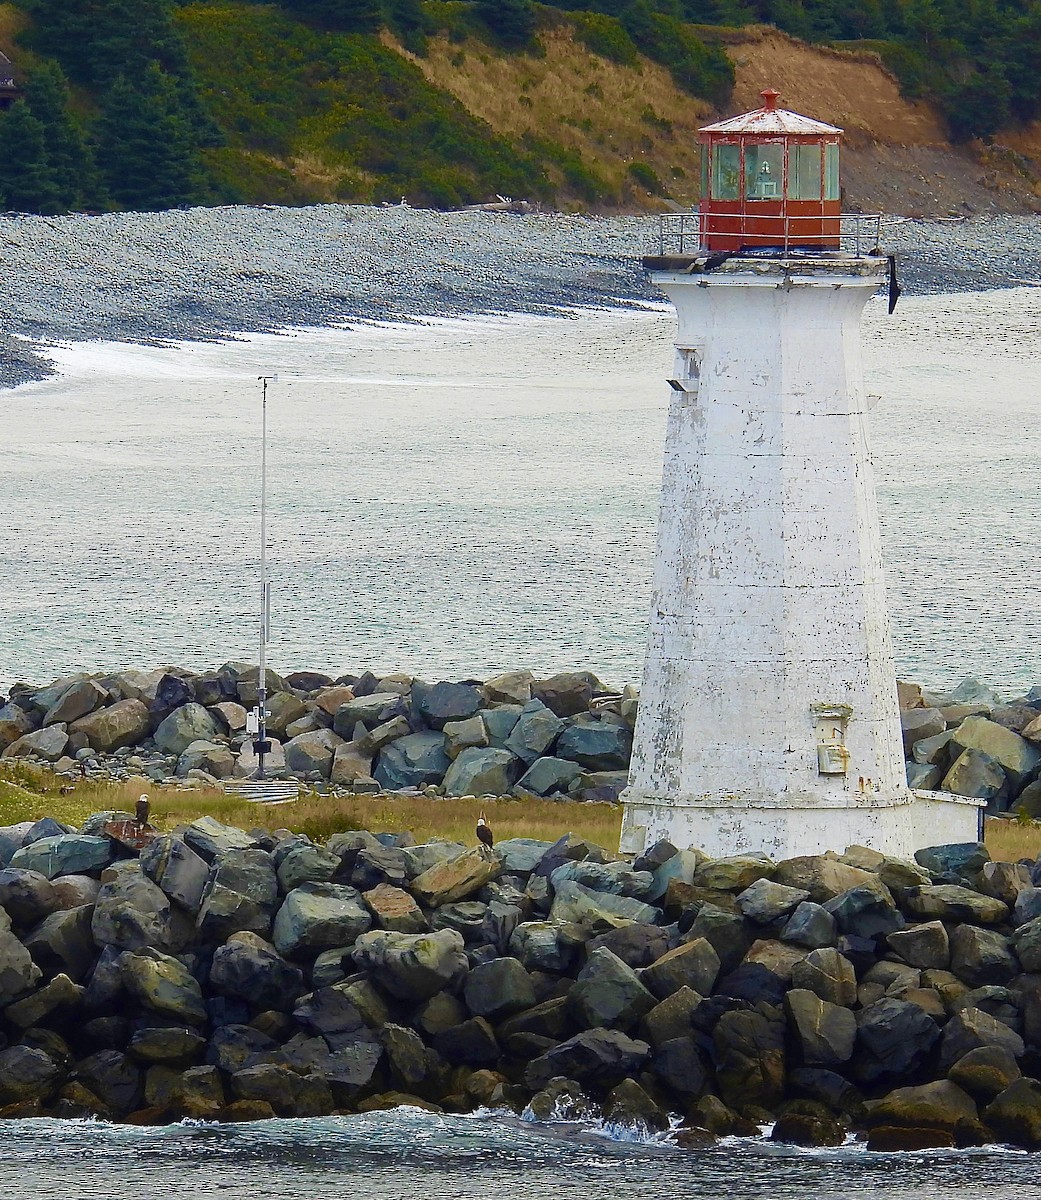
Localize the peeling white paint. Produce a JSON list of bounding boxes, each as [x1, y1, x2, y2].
[[620, 257, 981, 859]]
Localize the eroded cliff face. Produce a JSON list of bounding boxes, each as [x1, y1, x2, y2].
[[395, 25, 1041, 216]]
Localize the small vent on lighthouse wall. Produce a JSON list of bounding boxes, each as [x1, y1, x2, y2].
[[668, 348, 701, 394]]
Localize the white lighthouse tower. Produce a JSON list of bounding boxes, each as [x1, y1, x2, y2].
[[620, 90, 980, 860]]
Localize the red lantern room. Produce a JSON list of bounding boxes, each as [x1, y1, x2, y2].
[[698, 89, 842, 253]]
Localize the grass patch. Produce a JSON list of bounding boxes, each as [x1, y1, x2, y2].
[[0, 762, 623, 849], [984, 817, 1041, 865]]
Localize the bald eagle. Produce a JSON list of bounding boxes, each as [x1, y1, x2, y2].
[[136, 795, 151, 826], [476, 813, 494, 848]]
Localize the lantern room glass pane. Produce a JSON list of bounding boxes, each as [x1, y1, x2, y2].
[[745, 143, 783, 199], [824, 143, 840, 200], [711, 144, 740, 200], [791, 143, 821, 200]]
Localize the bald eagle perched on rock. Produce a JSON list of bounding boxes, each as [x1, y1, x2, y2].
[[476, 813, 494, 848]]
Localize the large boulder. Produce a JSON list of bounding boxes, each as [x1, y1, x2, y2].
[[69, 699, 149, 753], [867, 1079, 978, 1134], [886, 921, 950, 970], [737, 879, 810, 924], [415, 681, 482, 730], [531, 672, 599, 717], [785, 989, 856, 1066], [10, 835, 114, 880], [517, 756, 584, 796], [463, 957, 536, 1020], [373, 732, 451, 790], [524, 1028, 650, 1091], [772, 855, 879, 902], [0, 703, 38, 751], [941, 749, 1008, 804], [3, 725, 69, 762], [209, 934, 306, 1012], [351, 928, 468, 1001], [22, 905, 96, 981], [91, 862, 190, 954], [482, 671, 533, 706], [949, 715, 1041, 791], [901, 708, 947, 756], [410, 846, 502, 907], [362, 883, 427, 934], [442, 747, 516, 797], [0, 909, 42, 1002], [712, 1007, 786, 1109], [120, 947, 207, 1024], [277, 844, 340, 892], [503, 700, 565, 765], [153, 703, 219, 757], [696, 854, 775, 892], [903, 884, 1008, 925], [273, 883, 372, 958], [0, 868, 59, 928], [284, 729, 342, 779], [790, 947, 857, 1007], [642, 937, 720, 1000], [554, 720, 632, 771], [0, 1046, 61, 1104], [984, 1077, 1041, 1148], [548, 880, 659, 928], [140, 836, 210, 914], [948, 1046, 1022, 1101], [949, 925, 1018, 988], [854, 998, 941, 1083], [939, 1007, 1025, 1071], [176, 741, 236, 779], [181, 817, 258, 863], [569, 947, 656, 1031]]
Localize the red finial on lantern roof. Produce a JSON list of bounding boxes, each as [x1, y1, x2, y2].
[[760, 88, 781, 110]]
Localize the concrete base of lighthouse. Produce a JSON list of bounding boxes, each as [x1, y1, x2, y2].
[[619, 790, 983, 860], [621, 252, 981, 863]]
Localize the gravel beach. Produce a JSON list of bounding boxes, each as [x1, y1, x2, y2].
[[1, 205, 1039, 390]]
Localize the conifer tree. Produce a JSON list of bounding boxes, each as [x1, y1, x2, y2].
[[96, 65, 203, 211], [0, 99, 61, 213], [21, 60, 104, 211]]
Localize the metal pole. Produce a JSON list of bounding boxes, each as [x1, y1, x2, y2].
[[257, 374, 277, 780]]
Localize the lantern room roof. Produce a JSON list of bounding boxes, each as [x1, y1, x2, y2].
[[700, 89, 842, 136]]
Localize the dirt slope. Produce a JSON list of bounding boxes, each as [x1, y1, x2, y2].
[[394, 24, 1041, 215]]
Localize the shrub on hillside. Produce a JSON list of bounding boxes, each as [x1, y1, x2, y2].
[[568, 11, 639, 64]]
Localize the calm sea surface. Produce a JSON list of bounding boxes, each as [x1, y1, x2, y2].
[[4, 1110, 1039, 1200], [1, 287, 1040, 693]]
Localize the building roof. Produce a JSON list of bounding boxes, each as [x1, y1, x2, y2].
[[700, 89, 842, 136]]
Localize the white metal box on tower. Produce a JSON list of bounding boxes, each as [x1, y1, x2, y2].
[[619, 91, 981, 860]]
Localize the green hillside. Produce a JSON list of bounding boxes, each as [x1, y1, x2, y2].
[[0, 0, 1039, 213]]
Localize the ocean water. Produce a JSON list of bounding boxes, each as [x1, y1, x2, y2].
[[1, 287, 1041, 694], [4, 1110, 1037, 1200]]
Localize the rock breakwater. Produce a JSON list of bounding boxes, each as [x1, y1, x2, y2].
[[0, 812, 1037, 1150], [6, 666, 1041, 819], [0, 665, 635, 801]]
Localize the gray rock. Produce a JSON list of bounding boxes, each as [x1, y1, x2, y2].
[[554, 719, 632, 771], [277, 844, 340, 892], [442, 714, 489, 760], [74, 1050, 142, 1116], [176, 741, 235, 779], [786, 989, 857, 1066], [548, 880, 659, 928], [153, 703, 219, 757], [914, 841, 990, 878], [273, 883, 372, 958], [949, 715, 1041, 790], [939, 1006, 1025, 1071], [9, 835, 114, 880], [712, 1007, 786, 1109], [517, 756, 583, 796], [900, 707, 946, 756], [209, 701, 248, 734], [351, 928, 468, 1000], [362, 882, 427, 934], [68, 699, 149, 753], [284, 729, 342, 779], [443, 747, 517, 797], [570, 947, 656, 1031], [3, 725, 70, 762], [549, 860, 655, 900], [525, 1028, 650, 1091], [854, 998, 941, 1082], [233, 736, 286, 778], [463, 957, 537, 1020], [128, 1026, 207, 1064], [887, 921, 950, 970], [508, 922, 571, 972], [494, 838, 554, 875], [531, 671, 599, 717], [210, 934, 306, 1012], [781, 902, 837, 949], [182, 817, 258, 863], [906, 762, 943, 789], [641, 937, 720, 999], [503, 700, 565, 765], [948, 1045, 1021, 1101], [1013, 888, 1041, 927], [0, 1046, 61, 1103], [120, 947, 207, 1024], [140, 836, 210, 914], [431, 1015, 499, 1064], [482, 671, 533, 706], [5, 971, 83, 1029], [373, 731, 451, 790], [0, 868, 59, 928], [92, 861, 188, 953], [941, 748, 1009, 803], [983, 1077, 1041, 1148], [415, 681, 482, 730], [737, 878, 811, 923], [400, 842, 467, 878], [330, 740, 374, 786], [0, 702, 39, 751], [483, 705, 523, 748], [913, 729, 956, 766], [332, 693, 404, 735], [904, 884, 1008, 925], [0, 908, 42, 1002], [263, 692, 308, 738], [949, 925, 1018, 987], [22, 905, 96, 981], [790, 947, 857, 1007]]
